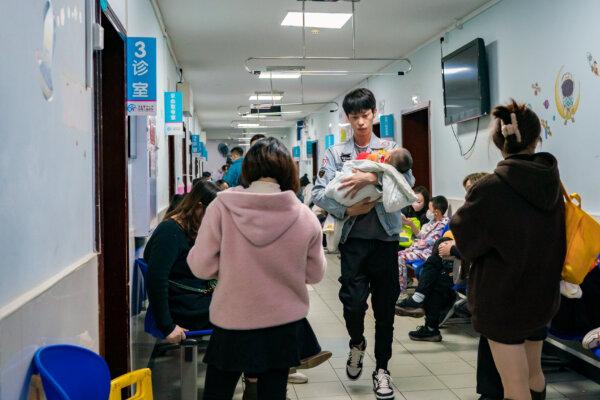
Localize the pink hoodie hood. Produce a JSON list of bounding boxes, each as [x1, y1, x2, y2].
[[217, 187, 302, 247]]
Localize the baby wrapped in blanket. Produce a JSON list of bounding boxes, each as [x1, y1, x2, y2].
[[322, 148, 417, 250]]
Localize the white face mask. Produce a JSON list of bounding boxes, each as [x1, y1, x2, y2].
[[426, 210, 435, 221]]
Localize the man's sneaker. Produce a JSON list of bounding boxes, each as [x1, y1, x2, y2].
[[409, 325, 442, 342], [582, 327, 600, 350], [346, 339, 366, 380], [395, 297, 425, 318], [287, 371, 308, 384], [372, 369, 394, 399]]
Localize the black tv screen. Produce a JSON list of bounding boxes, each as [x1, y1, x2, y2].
[[442, 38, 490, 125]]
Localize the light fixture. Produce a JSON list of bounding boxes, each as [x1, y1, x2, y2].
[[259, 72, 301, 79], [281, 12, 352, 29], [237, 123, 260, 128], [237, 101, 339, 117], [249, 93, 283, 101]]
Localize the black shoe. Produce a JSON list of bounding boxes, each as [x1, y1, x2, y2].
[[409, 325, 442, 342], [530, 387, 546, 400], [242, 379, 257, 400], [395, 297, 425, 317]]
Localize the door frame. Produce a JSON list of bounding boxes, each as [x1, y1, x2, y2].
[[93, 3, 130, 377], [401, 101, 432, 193]]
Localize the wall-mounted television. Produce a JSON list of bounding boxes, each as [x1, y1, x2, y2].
[[441, 38, 490, 125]]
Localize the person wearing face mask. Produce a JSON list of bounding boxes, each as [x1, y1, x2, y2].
[[398, 196, 449, 267]]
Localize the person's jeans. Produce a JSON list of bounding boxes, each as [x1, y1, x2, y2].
[[339, 238, 400, 370], [203, 364, 289, 400]]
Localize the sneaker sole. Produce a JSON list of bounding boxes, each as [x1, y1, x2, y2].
[[374, 391, 395, 400], [346, 369, 363, 380], [409, 334, 442, 342], [395, 307, 425, 318], [582, 329, 600, 350], [297, 351, 333, 370]]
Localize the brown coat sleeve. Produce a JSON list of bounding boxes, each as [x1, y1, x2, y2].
[[450, 183, 493, 262]]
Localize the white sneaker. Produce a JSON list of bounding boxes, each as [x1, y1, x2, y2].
[[287, 371, 308, 384], [582, 327, 600, 350], [346, 339, 366, 380], [372, 369, 394, 400]]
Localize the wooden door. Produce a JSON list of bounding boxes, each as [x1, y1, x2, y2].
[[401, 107, 431, 193]]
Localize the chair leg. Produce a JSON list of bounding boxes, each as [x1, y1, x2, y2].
[[180, 339, 199, 400]]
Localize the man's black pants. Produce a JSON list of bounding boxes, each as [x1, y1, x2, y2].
[[339, 238, 400, 370], [415, 252, 455, 330]]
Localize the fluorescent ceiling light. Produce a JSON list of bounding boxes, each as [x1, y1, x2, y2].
[[237, 123, 260, 128], [281, 12, 352, 29], [249, 94, 283, 101], [259, 72, 301, 79]]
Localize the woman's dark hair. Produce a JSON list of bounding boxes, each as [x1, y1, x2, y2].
[[164, 181, 220, 239], [491, 99, 541, 155], [342, 88, 376, 116], [241, 137, 300, 193], [300, 174, 310, 187], [413, 186, 430, 214], [166, 194, 184, 214], [430, 195, 449, 215]]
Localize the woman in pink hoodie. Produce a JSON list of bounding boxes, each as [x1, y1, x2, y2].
[[188, 137, 327, 400]]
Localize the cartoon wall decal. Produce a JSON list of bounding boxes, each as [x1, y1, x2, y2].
[[540, 119, 553, 138], [531, 82, 541, 95], [543, 99, 550, 109], [555, 66, 580, 125], [587, 52, 599, 76]]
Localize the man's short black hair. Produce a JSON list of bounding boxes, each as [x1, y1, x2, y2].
[[343, 88, 377, 116], [250, 134, 266, 144], [202, 171, 212, 178], [430, 196, 449, 215], [231, 146, 244, 157]]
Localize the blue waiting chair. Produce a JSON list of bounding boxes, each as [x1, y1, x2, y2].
[[33, 344, 153, 400]]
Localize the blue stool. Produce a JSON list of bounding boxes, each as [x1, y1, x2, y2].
[[33, 345, 111, 400]]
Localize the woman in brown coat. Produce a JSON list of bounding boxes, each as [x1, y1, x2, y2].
[[450, 100, 565, 400]]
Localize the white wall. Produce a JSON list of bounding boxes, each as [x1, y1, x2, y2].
[[305, 0, 600, 215]]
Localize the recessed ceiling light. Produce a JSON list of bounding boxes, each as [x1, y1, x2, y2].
[[237, 123, 261, 128], [259, 72, 301, 79], [249, 94, 283, 101], [281, 12, 352, 29]]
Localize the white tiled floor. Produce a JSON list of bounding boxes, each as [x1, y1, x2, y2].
[[149, 253, 600, 399], [285, 254, 600, 400]]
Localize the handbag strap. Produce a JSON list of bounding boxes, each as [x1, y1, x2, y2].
[[560, 181, 582, 208]]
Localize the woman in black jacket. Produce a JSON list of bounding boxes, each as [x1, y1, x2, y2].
[[144, 181, 220, 343], [451, 100, 565, 400]]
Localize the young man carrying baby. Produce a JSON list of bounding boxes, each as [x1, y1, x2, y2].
[[313, 88, 415, 400]]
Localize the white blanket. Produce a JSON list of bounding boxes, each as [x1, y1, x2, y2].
[[324, 160, 417, 213]]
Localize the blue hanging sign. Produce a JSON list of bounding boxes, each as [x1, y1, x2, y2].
[[380, 114, 395, 138], [126, 37, 157, 116], [293, 146, 301, 160], [190, 134, 201, 154], [306, 140, 314, 156], [325, 134, 335, 149], [164, 92, 184, 136]]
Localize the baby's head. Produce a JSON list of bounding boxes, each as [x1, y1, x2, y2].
[[385, 148, 413, 173]]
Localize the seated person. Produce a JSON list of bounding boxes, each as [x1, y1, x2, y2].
[[215, 179, 229, 190], [396, 174, 489, 342], [398, 195, 449, 266], [399, 186, 430, 248], [322, 147, 417, 249], [144, 181, 220, 343], [397, 234, 457, 342]]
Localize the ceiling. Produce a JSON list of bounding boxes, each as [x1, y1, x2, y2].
[[157, 0, 493, 132]]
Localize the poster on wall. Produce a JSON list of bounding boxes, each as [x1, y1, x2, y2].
[[380, 114, 395, 138], [126, 37, 157, 116], [293, 146, 301, 160], [164, 92, 184, 135], [191, 134, 200, 153]]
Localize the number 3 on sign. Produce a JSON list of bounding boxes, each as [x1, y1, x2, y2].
[[134, 41, 146, 58]]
